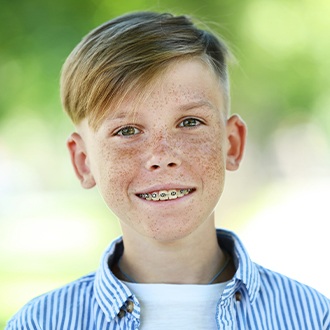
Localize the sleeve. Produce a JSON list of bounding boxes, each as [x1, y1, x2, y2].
[[323, 298, 330, 330], [5, 299, 43, 330]]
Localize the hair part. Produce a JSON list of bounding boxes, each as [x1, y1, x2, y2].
[[60, 11, 233, 130]]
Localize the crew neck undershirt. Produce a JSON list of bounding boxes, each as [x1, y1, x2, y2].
[[123, 281, 229, 329]]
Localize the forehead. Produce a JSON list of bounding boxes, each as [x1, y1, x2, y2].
[[102, 58, 225, 121]]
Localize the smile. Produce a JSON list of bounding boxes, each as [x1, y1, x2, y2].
[[137, 189, 194, 201]]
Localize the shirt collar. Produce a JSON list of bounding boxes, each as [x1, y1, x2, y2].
[[93, 236, 132, 321], [216, 229, 261, 303], [94, 230, 261, 321]]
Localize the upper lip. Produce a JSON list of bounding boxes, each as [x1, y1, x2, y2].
[[134, 184, 195, 195]]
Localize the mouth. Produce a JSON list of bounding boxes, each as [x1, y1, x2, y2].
[[137, 188, 195, 201]]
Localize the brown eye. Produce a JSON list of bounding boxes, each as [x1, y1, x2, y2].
[[179, 118, 202, 127], [116, 126, 140, 136]]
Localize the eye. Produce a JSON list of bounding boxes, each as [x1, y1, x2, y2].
[[179, 118, 202, 128], [116, 126, 141, 136]]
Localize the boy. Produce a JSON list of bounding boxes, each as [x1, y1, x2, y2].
[[6, 11, 330, 330]]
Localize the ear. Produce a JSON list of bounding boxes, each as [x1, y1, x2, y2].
[[67, 132, 96, 189], [225, 114, 247, 171]]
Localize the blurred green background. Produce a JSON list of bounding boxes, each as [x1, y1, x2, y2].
[[1, 0, 329, 326]]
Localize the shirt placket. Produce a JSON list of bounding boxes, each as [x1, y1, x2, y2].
[[216, 281, 248, 330], [116, 296, 141, 330]]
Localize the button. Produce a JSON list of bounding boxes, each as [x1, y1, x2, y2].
[[127, 300, 134, 313], [118, 309, 126, 318], [235, 292, 242, 301]]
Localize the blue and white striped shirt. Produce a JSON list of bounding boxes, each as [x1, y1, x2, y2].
[[6, 229, 330, 329]]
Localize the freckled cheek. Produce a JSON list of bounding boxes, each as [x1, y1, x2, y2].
[[93, 143, 142, 199], [198, 152, 224, 191], [186, 140, 225, 208], [184, 133, 225, 175]]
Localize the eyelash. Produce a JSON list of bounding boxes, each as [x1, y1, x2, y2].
[[178, 118, 203, 128], [115, 126, 141, 137], [114, 117, 203, 137]]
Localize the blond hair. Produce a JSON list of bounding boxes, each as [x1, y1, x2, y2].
[[60, 12, 232, 130]]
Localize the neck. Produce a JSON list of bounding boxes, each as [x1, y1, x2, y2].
[[116, 221, 233, 285]]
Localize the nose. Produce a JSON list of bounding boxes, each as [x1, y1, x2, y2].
[[144, 134, 182, 171]]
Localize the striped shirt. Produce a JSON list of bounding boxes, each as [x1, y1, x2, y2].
[[6, 229, 330, 329]]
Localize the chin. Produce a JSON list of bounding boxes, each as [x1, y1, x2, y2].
[[142, 221, 202, 243]]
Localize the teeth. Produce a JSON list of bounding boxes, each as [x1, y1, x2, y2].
[[151, 192, 159, 201], [169, 190, 178, 200], [138, 189, 192, 201], [159, 191, 168, 201], [177, 190, 185, 197]]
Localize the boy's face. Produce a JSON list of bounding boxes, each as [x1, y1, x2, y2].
[[68, 59, 246, 242]]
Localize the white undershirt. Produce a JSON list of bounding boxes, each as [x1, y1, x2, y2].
[[123, 281, 228, 329]]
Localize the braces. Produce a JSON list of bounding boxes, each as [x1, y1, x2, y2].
[[138, 189, 192, 201]]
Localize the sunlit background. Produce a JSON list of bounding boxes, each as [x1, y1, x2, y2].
[[1, 0, 329, 326]]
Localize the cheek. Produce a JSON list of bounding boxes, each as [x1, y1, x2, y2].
[[95, 142, 141, 196], [186, 130, 226, 207], [185, 130, 226, 176]]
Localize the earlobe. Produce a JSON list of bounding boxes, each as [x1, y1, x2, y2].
[[67, 132, 96, 189], [225, 114, 247, 171]]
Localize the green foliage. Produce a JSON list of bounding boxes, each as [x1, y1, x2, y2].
[[1, 0, 329, 136]]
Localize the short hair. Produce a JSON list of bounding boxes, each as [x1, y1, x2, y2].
[[60, 11, 232, 130]]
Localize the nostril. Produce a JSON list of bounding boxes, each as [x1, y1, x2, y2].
[[149, 163, 176, 170], [146, 158, 181, 171]]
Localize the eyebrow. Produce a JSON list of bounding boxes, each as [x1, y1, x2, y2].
[[106, 100, 215, 123], [178, 100, 215, 112]]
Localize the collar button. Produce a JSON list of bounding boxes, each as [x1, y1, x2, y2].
[[127, 300, 134, 313], [235, 292, 242, 302], [118, 309, 126, 318]]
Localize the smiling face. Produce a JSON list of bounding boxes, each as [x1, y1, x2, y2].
[[68, 59, 246, 242]]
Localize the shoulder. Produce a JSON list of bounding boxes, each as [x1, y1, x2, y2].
[[5, 272, 96, 330], [257, 263, 329, 300], [217, 229, 330, 326], [219, 229, 329, 306], [256, 264, 330, 315]]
